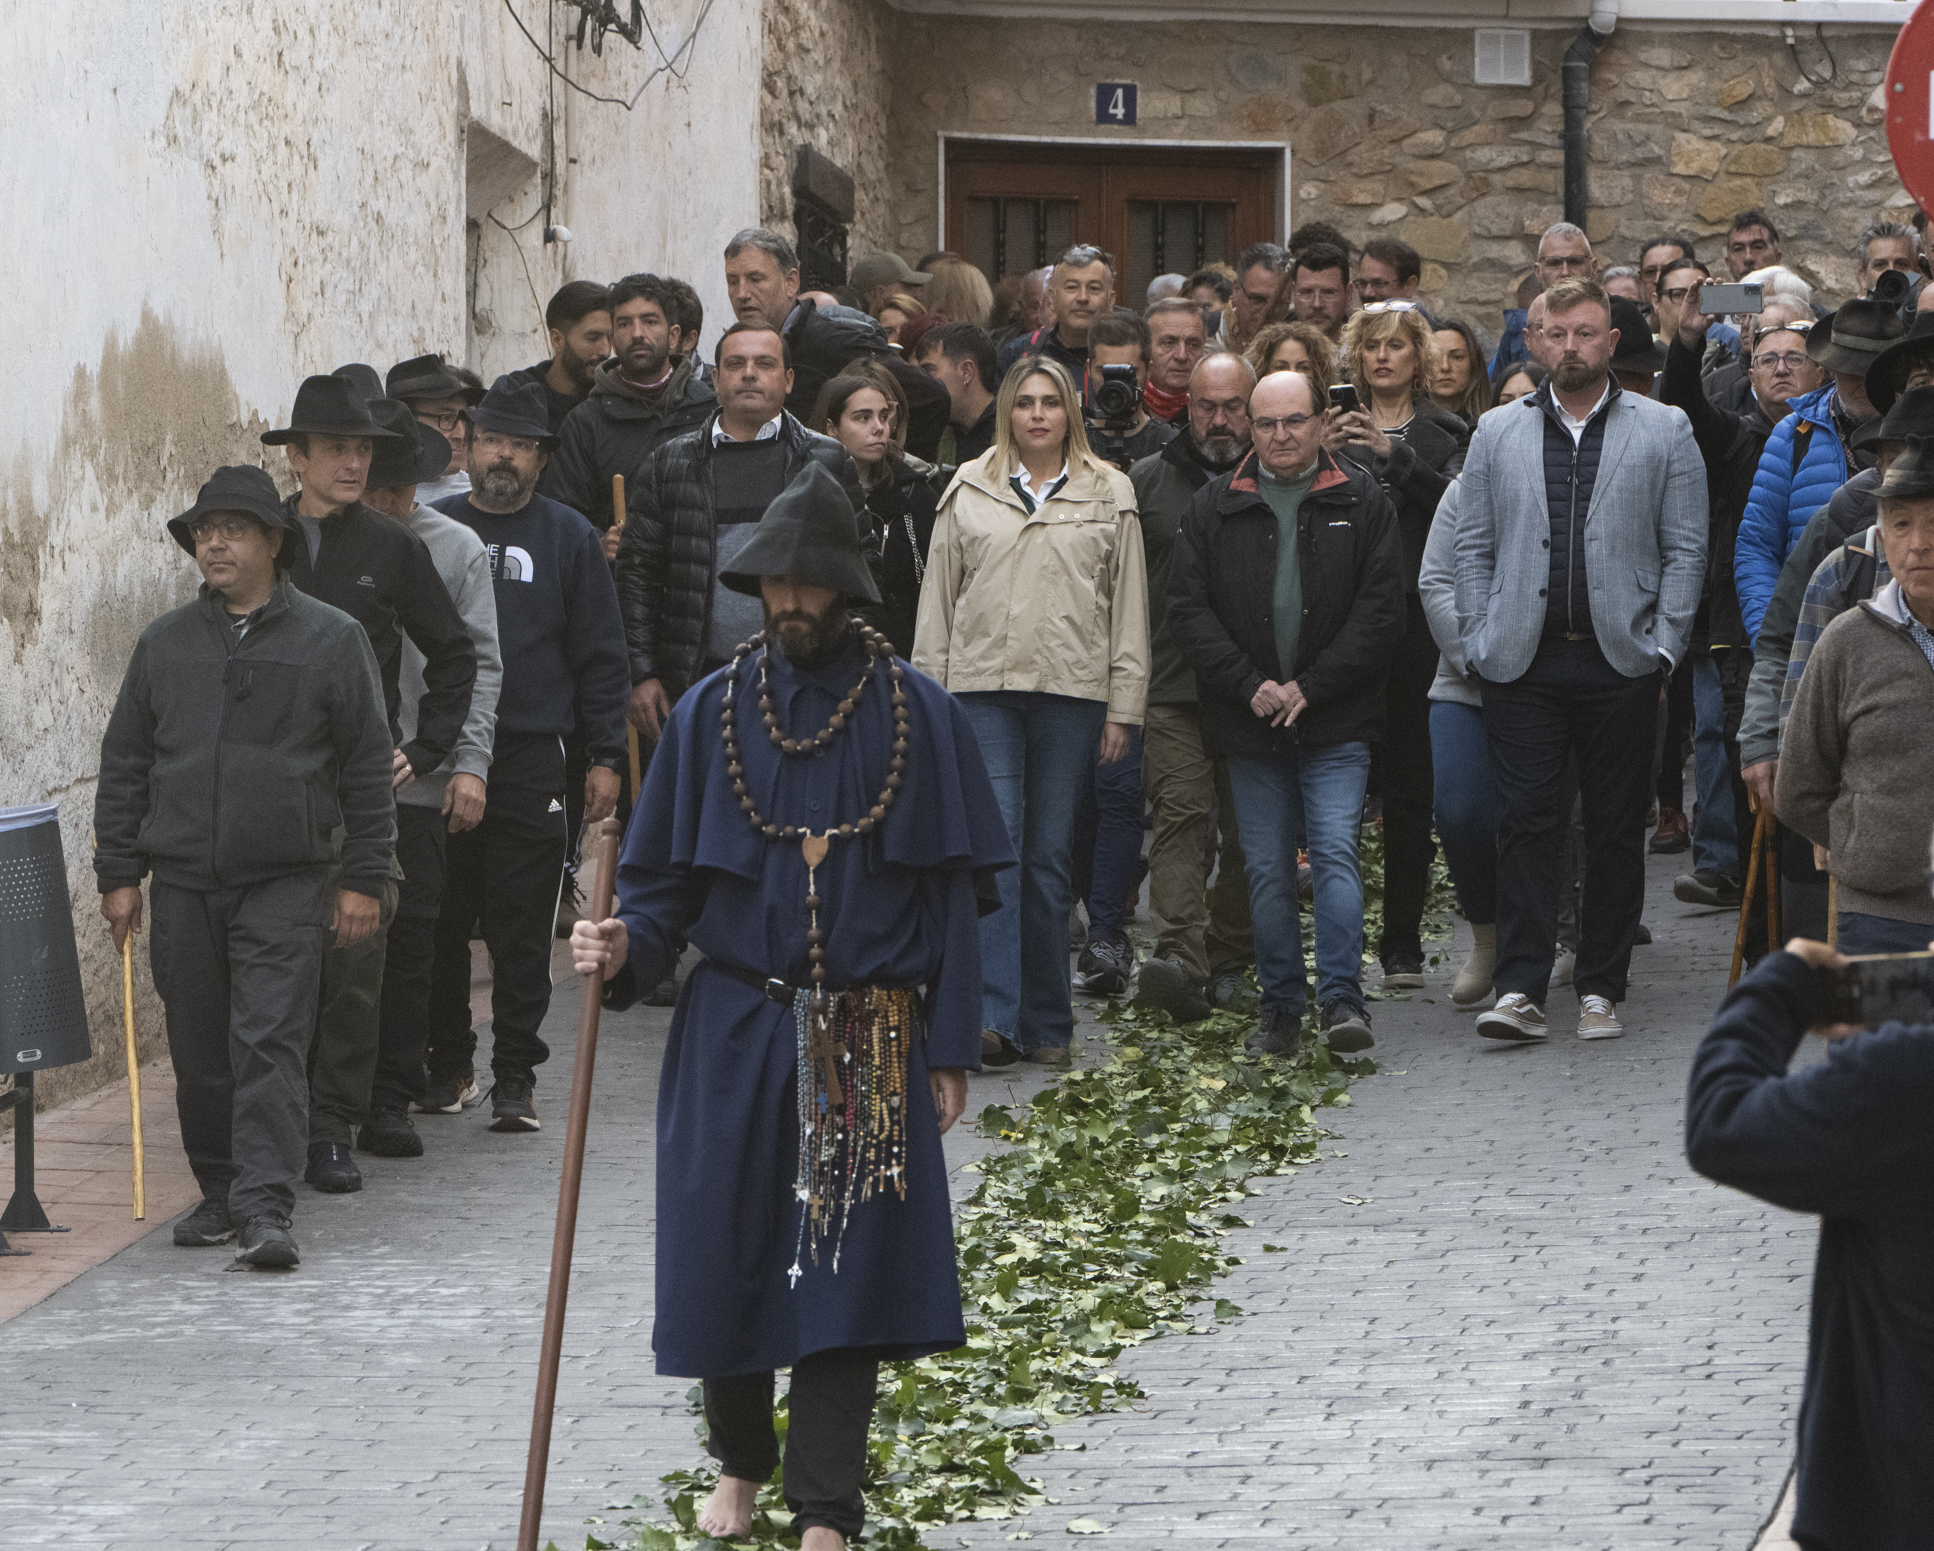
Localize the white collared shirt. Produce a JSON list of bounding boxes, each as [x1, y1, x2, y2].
[[1553, 380, 1612, 445], [712, 414, 782, 446], [1013, 462, 1070, 512]]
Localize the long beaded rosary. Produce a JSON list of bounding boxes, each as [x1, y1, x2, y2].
[[720, 623, 915, 1283]]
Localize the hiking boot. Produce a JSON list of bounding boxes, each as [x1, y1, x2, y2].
[[304, 1141, 362, 1193], [1135, 957, 1213, 1023], [1476, 992, 1548, 1043], [1319, 1001, 1374, 1053], [1674, 870, 1742, 908], [1023, 1044, 1072, 1069], [234, 1213, 300, 1269], [1649, 808, 1690, 854], [489, 1075, 541, 1133], [1451, 924, 1497, 1007], [1244, 1004, 1302, 1057], [357, 1106, 424, 1158], [173, 1197, 235, 1248], [1072, 933, 1132, 996], [1379, 954, 1426, 991], [1213, 969, 1259, 1010], [417, 1069, 479, 1115], [1577, 994, 1625, 1041], [980, 1029, 1021, 1068]]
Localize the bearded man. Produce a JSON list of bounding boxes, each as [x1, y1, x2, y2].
[[571, 463, 1012, 1551]]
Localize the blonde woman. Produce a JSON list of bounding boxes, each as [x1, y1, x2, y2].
[[1244, 321, 1335, 403], [923, 258, 995, 328], [913, 356, 1148, 1067], [1326, 300, 1470, 993]]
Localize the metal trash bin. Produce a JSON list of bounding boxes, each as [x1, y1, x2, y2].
[[0, 803, 93, 1075]]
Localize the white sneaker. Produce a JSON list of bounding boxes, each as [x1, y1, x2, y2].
[[1577, 994, 1624, 1040], [1476, 992, 1548, 1042]]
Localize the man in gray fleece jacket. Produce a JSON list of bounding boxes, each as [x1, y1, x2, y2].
[[1779, 437, 1934, 955], [94, 466, 395, 1269]]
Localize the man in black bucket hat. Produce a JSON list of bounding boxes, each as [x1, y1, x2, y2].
[[95, 466, 396, 1269], [266, 374, 478, 1193], [423, 378, 628, 1135]]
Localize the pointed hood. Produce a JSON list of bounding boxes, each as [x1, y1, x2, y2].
[[718, 462, 880, 603]]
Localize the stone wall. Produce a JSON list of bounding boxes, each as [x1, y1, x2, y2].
[[883, 16, 1908, 336]]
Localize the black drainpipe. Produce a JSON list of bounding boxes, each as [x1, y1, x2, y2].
[[1562, 15, 1615, 229]]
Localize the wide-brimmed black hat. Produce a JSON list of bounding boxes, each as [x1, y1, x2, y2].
[[386, 353, 485, 406], [1609, 296, 1665, 374], [332, 362, 384, 402], [719, 463, 880, 603], [1860, 311, 1934, 415], [1854, 383, 1934, 452], [367, 397, 453, 488], [462, 379, 559, 452], [1879, 433, 1934, 501], [1806, 298, 1907, 377], [166, 465, 299, 565], [261, 375, 404, 447]]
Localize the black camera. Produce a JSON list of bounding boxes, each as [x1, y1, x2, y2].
[[1812, 951, 1934, 1030], [1092, 364, 1142, 428], [1867, 267, 1919, 317]]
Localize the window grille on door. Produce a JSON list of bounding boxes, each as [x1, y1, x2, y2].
[[1126, 201, 1233, 303], [964, 197, 1079, 281]]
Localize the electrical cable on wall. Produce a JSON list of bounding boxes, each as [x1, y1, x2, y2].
[[500, 0, 717, 110], [1784, 22, 1837, 87]]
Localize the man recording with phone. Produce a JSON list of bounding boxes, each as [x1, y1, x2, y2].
[[1082, 313, 1176, 472]]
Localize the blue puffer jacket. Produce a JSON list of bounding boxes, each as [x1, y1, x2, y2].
[[1734, 385, 1847, 645]]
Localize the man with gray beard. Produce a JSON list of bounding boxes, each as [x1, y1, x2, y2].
[[1128, 352, 1259, 1023]]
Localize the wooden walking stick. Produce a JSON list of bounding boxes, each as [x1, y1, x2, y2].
[[1730, 803, 1768, 988], [612, 472, 644, 802], [517, 815, 623, 1551], [121, 936, 145, 1220]]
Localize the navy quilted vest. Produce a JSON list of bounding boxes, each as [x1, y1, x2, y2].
[[1536, 383, 1617, 637]]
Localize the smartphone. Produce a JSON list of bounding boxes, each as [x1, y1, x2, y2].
[[1700, 282, 1764, 316], [1811, 951, 1934, 1029], [1328, 383, 1360, 415]]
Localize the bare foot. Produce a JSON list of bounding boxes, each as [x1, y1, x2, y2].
[[696, 1474, 760, 1538], [800, 1528, 846, 1551]]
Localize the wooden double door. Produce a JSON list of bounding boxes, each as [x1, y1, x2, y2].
[[946, 139, 1281, 303]]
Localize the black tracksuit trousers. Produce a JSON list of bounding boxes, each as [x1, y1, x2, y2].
[[372, 804, 448, 1112], [703, 1349, 879, 1541], [1378, 595, 1439, 966]]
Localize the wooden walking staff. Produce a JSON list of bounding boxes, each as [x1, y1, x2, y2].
[[121, 937, 145, 1220], [612, 472, 644, 801], [517, 816, 622, 1551]]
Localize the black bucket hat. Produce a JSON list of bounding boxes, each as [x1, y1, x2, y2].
[[1609, 296, 1664, 375], [386, 353, 485, 406], [367, 397, 453, 488], [1879, 433, 1934, 501], [462, 379, 560, 452], [719, 462, 880, 603], [1860, 312, 1934, 416], [261, 375, 404, 447], [1854, 383, 1934, 452], [1806, 298, 1907, 377], [166, 466, 299, 566]]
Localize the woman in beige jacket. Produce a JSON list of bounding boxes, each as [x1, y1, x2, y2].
[[913, 355, 1149, 1066]]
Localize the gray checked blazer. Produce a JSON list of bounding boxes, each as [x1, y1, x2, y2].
[[1452, 383, 1707, 684]]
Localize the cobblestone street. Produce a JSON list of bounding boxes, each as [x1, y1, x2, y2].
[[0, 853, 1811, 1551]]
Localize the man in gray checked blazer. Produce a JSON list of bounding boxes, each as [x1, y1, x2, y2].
[[1453, 277, 1706, 1044]]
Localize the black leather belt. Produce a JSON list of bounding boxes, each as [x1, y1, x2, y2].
[[705, 958, 921, 1006]]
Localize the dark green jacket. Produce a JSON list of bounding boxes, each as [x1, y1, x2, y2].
[[94, 577, 395, 897]]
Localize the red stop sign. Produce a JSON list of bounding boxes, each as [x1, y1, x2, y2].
[[1886, 0, 1934, 214]]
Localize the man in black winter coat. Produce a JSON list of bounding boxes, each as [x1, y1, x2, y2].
[[613, 322, 861, 739], [1168, 370, 1405, 1060], [96, 467, 395, 1270], [495, 279, 614, 440], [267, 375, 478, 1196]]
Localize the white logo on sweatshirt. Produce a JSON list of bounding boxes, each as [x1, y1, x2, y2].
[[487, 544, 536, 583]]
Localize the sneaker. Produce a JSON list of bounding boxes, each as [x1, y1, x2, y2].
[[173, 1197, 235, 1247], [1073, 933, 1132, 996], [234, 1213, 300, 1269], [1212, 969, 1258, 1009], [645, 971, 682, 1007], [304, 1141, 363, 1193], [1319, 1001, 1374, 1053], [1551, 949, 1576, 988], [1135, 957, 1213, 1023], [417, 1069, 480, 1115], [980, 1029, 1021, 1068], [1674, 869, 1743, 908], [1066, 908, 1088, 954], [1244, 1004, 1302, 1057], [357, 1106, 424, 1158], [489, 1075, 541, 1133], [1577, 994, 1625, 1040], [1476, 992, 1549, 1043], [1379, 954, 1426, 991], [1451, 924, 1497, 1007], [1023, 1044, 1072, 1069], [1649, 808, 1690, 854]]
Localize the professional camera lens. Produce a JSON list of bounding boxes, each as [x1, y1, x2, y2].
[[1870, 268, 1913, 307]]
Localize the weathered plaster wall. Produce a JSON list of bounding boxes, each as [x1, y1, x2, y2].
[[885, 17, 1908, 331], [0, 0, 760, 1119], [759, 0, 899, 257]]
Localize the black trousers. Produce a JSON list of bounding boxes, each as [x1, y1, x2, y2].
[[704, 1349, 879, 1541], [373, 804, 448, 1111], [1483, 638, 1659, 1004], [149, 869, 330, 1220], [425, 734, 568, 1083], [1378, 594, 1439, 965], [1655, 654, 1694, 812]]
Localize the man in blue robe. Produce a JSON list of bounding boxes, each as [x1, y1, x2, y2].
[[572, 463, 1012, 1549]]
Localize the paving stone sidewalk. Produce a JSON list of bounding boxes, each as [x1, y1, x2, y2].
[[0, 853, 1811, 1550]]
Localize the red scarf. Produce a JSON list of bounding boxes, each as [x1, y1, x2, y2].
[[1142, 380, 1188, 424]]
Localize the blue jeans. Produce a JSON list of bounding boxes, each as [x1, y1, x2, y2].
[[956, 692, 1108, 1052], [1429, 700, 1500, 926], [1835, 912, 1934, 956], [1226, 742, 1372, 1018], [1072, 726, 1144, 939], [1691, 651, 1739, 879]]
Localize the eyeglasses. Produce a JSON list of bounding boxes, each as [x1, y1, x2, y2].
[[1252, 414, 1316, 437], [414, 410, 464, 432], [1360, 300, 1419, 314], [1660, 286, 1695, 303], [188, 516, 261, 543], [1752, 352, 1811, 372]]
